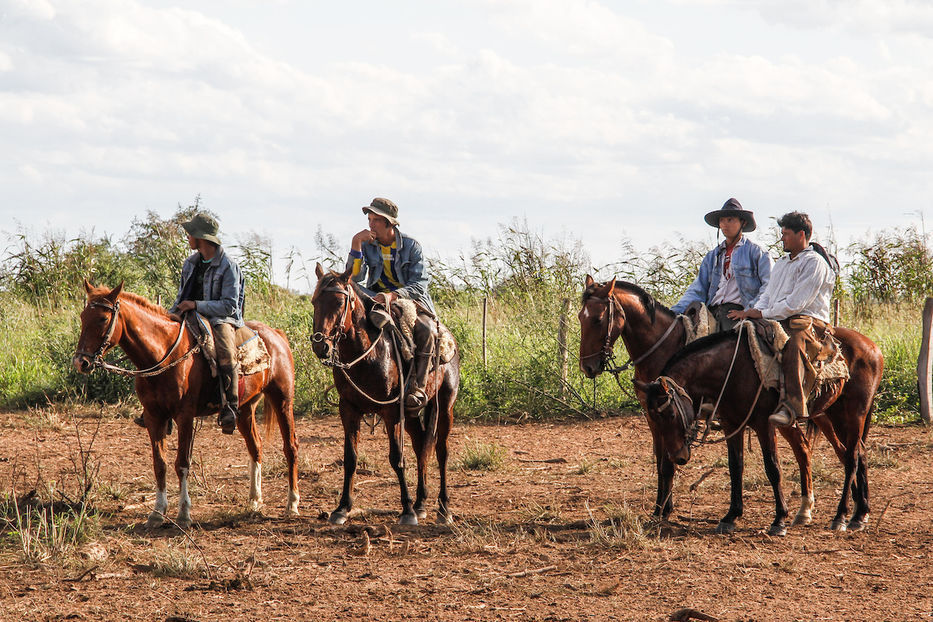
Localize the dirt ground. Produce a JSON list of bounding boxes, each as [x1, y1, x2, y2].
[[0, 409, 931, 622]]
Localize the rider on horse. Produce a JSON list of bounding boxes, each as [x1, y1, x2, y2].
[[672, 198, 772, 332], [168, 212, 245, 434], [732, 211, 836, 428], [348, 198, 437, 411]]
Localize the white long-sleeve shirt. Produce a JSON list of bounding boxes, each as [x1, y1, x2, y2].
[[754, 246, 834, 322]]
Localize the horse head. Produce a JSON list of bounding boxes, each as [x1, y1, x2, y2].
[[311, 263, 360, 362], [73, 279, 125, 373], [635, 377, 696, 466], [578, 274, 623, 378]]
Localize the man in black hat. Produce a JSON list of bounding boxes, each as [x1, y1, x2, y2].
[[671, 198, 773, 332], [347, 198, 437, 410], [165, 212, 245, 434]]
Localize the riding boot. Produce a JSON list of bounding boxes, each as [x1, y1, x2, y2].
[[405, 318, 436, 411], [217, 364, 239, 434]]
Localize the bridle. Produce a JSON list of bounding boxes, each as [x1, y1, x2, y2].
[[651, 376, 701, 450], [311, 282, 384, 371], [75, 298, 199, 378], [580, 292, 682, 378]]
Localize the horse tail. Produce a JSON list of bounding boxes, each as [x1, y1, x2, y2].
[[264, 396, 280, 441]]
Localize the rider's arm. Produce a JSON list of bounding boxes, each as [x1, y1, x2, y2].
[[671, 248, 715, 314], [393, 238, 430, 303], [196, 263, 241, 320]]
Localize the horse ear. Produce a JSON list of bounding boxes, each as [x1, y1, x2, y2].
[[106, 281, 124, 302], [315, 262, 325, 279], [607, 278, 617, 295], [632, 378, 649, 392], [339, 265, 353, 280], [83, 278, 94, 294], [585, 274, 595, 287]]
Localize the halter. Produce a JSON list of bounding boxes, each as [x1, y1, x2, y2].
[[652, 376, 701, 450], [580, 293, 682, 377], [76, 298, 199, 378]]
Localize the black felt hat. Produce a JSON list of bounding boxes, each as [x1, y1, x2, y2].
[[704, 198, 756, 232]]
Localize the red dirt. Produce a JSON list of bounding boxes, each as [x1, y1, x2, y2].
[[0, 409, 931, 621]]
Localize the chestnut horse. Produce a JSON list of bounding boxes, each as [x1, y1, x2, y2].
[[638, 318, 882, 534], [578, 277, 880, 531], [311, 264, 459, 525], [73, 281, 300, 529]]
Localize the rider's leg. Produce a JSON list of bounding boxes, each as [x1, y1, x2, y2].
[[213, 322, 239, 434], [405, 316, 437, 410]]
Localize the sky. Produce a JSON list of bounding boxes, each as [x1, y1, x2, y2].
[[2, 0, 933, 289]]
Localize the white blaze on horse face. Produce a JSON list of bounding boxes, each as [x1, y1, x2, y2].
[[248, 459, 263, 511], [581, 307, 592, 320]]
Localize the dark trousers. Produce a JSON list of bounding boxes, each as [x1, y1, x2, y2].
[[709, 303, 743, 332], [212, 322, 239, 409]]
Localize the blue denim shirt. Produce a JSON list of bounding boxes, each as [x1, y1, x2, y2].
[[671, 237, 772, 314], [346, 228, 435, 315], [169, 246, 245, 327]]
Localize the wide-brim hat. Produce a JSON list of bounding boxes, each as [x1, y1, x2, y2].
[[362, 197, 399, 226], [181, 212, 222, 245], [704, 198, 756, 232]]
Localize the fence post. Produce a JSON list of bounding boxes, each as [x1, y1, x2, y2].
[[482, 296, 488, 371], [558, 297, 570, 397], [917, 297, 933, 424]]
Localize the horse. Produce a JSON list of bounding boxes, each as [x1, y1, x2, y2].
[[578, 276, 880, 531], [73, 281, 300, 529], [637, 316, 882, 535], [310, 264, 459, 525]]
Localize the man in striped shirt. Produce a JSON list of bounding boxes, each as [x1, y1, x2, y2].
[[347, 198, 437, 410]]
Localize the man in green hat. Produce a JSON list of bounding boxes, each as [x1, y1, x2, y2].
[[348, 197, 437, 410], [165, 212, 245, 433]]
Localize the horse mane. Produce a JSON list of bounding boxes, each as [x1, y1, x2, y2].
[[582, 279, 676, 324], [88, 286, 171, 319], [662, 329, 739, 374]]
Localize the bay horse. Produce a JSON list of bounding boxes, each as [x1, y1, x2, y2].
[[73, 281, 300, 529], [311, 264, 459, 525], [578, 276, 880, 531], [637, 317, 882, 535]]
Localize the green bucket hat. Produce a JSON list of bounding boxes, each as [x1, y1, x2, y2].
[[181, 212, 221, 245], [361, 197, 399, 226]]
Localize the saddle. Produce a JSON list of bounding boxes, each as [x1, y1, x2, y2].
[[741, 318, 848, 392], [682, 301, 716, 344], [185, 313, 271, 378], [379, 299, 456, 365]]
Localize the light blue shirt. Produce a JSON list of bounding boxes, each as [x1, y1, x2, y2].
[[671, 236, 773, 314]]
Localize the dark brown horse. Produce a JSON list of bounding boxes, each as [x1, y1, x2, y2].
[[73, 281, 300, 528], [578, 277, 881, 532], [311, 264, 459, 525], [579, 276, 823, 526], [638, 316, 882, 534]]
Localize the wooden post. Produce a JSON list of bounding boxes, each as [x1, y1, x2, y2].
[[482, 296, 488, 371], [832, 298, 839, 327], [558, 297, 570, 397], [917, 297, 933, 425]]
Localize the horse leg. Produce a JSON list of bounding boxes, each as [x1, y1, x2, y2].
[[408, 404, 433, 521], [330, 404, 360, 525], [848, 448, 871, 531], [654, 452, 675, 518], [266, 386, 300, 517], [716, 435, 745, 535], [237, 398, 264, 513], [779, 425, 814, 526], [757, 427, 789, 536], [174, 415, 196, 529], [385, 415, 417, 525], [435, 375, 456, 525], [146, 416, 171, 529]]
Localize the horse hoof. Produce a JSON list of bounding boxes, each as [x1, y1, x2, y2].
[[285, 507, 300, 518], [175, 517, 192, 531], [791, 513, 812, 527], [145, 513, 164, 530], [399, 513, 419, 526], [248, 500, 263, 513], [767, 524, 787, 537], [415, 508, 428, 520], [830, 519, 847, 532], [329, 511, 348, 526], [436, 511, 454, 525], [715, 521, 736, 535], [847, 518, 868, 532]]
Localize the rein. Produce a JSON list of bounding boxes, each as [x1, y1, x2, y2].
[[77, 299, 201, 378]]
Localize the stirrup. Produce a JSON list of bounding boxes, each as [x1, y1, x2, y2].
[[218, 406, 238, 434], [768, 407, 795, 428], [405, 388, 427, 410]]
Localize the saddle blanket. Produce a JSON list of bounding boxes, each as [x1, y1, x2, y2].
[[741, 318, 849, 392], [186, 314, 271, 377], [388, 298, 457, 364]]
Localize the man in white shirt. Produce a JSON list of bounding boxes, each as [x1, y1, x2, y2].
[[731, 212, 836, 427]]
